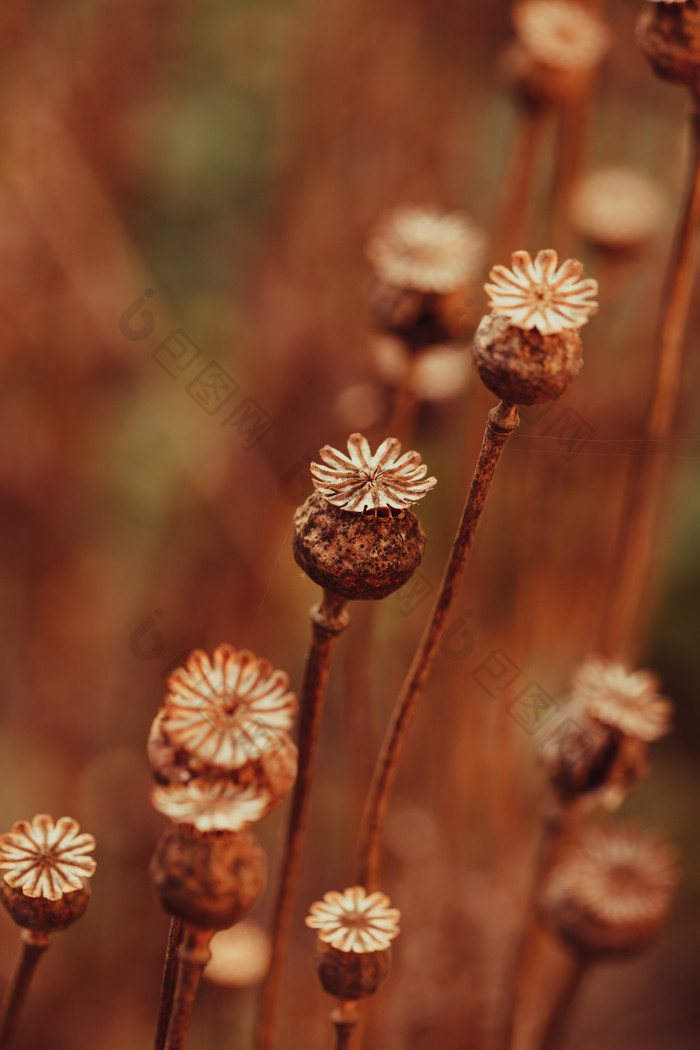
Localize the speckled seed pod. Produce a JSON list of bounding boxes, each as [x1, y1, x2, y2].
[[315, 941, 391, 1001], [293, 491, 426, 601], [473, 314, 583, 405], [150, 823, 266, 930], [637, 2, 700, 89], [0, 880, 91, 934]]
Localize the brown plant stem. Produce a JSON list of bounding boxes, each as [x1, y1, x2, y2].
[[0, 930, 50, 1050], [357, 401, 520, 888], [332, 1000, 359, 1050], [495, 101, 551, 259], [535, 951, 589, 1050], [498, 800, 571, 1050], [164, 927, 213, 1050], [154, 917, 185, 1050], [256, 589, 350, 1050], [550, 90, 593, 254], [600, 95, 700, 658]]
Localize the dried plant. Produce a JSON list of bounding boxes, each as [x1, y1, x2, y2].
[[257, 434, 434, 1050], [357, 252, 597, 895], [148, 645, 296, 1050], [0, 815, 96, 1050], [306, 886, 401, 1049], [536, 824, 679, 1050]]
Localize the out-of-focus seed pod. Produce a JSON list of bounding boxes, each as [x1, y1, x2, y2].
[[150, 823, 266, 931]]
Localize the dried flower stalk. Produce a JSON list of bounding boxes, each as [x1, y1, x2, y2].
[[600, 95, 700, 656], [0, 814, 96, 1050], [154, 918, 185, 1050], [164, 927, 214, 1050], [357, 400, 520, 887], [331, 1001, 359, 1050], [0, 931, 49, 1050], [256, 590, 350, 1050]]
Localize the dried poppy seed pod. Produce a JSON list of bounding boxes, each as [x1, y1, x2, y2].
[[637, 1, 700, 90], [147, 645, 298, 813], [473, 250, 598, 405], [293, 434, 436, 601], [365, 204, 486, 349], [305, 887, 400, 1001], [473, 315, 583, 405], [538, 825, 679, 956], [503, 1, 612, 106], [150, 822, 266, 931], [0, 881, 91, 934], [538, 703, 650, 809], [0, 814, 96, 934], [570, 167, 667, 255], [315, 941, 391, 1001]]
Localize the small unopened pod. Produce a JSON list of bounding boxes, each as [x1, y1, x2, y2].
[[294, 434, 436, 601], [305, 886, 400, 1001], [0, 814, 96, 934]]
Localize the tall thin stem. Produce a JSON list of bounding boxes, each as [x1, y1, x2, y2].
[[535, 951, 588, 1050], [495, 102, 551, 259], [154, 917, 185, 1050], [256, 589, 350, 1050], [357, 401, 520, 888], [332, 1000, 358, 1050], [164, 927, 213, 1050], [600, 97, 700, 657], [0, 930, 50, 1050]]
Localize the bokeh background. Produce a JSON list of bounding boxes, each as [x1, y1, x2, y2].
[[1, 0, 699, 1047]]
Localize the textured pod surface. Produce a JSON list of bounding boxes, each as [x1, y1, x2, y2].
[[315, 941, 391, 1000], [637, 3, 700, 89], [150, 824, 266, 930], [293, 492, 426, 600], [0, 879, 90, 933], [473, 313, 583, 405]]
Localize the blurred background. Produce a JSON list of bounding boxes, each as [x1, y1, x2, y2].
[[0, 0, 699, 1047]]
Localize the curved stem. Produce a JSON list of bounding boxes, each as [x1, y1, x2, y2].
[[0, 930, 50, 1050], [164, 927, 213, 1050], [536, 951, 589, 1050], [256, 589, 350, 1050], [357, 401, 520, 888], [154, 917, 185, 1050], [600, 97, 700, 658], [331, 1000, 358, 1050]]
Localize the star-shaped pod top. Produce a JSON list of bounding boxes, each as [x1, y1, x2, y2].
[[311, 434, 437, 514], [163, 645, 297, 771], [366, 204, 487, 294], [306, 886, 401, 954], [485, 249, 598, 335], [570, 655, 672, 742], [0, 815, 96, 901]]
